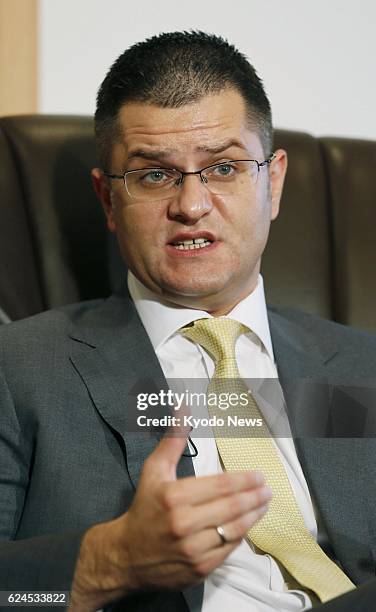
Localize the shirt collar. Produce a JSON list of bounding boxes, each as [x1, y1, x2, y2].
[[128, 271, 275, 362]]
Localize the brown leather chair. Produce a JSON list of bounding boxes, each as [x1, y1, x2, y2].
[[0, 115, 375, 331]]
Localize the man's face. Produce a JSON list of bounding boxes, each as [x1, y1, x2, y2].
[[93, 88, 287, 314]]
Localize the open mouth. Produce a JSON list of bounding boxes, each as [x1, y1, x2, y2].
[[171, 238, 213, 251]]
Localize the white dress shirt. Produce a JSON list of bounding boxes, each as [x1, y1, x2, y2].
[[128, 271, 316, 612]]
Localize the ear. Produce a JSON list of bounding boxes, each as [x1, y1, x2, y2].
[[91, 168, 116, 232], [269, 149, 288, 221]]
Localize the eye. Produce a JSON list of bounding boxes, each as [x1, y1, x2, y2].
[[216, 164, 234, 176], [142, 169, 169, 184], [204, 161, 238, 181]]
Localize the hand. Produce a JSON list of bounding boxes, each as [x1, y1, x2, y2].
[[69, 432, 272, 610], [120, 432, 271, 589]]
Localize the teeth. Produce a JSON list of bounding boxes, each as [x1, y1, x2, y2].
[[172, 238, 212, 251]]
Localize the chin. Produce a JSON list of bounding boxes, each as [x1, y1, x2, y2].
[[160, 274, 231, 297]]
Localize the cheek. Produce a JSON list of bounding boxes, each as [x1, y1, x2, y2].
[[227, 198, 260, 232], [114, 204, 166, 265], [112, 208, 142, 265], [228, 194, 272, 248]]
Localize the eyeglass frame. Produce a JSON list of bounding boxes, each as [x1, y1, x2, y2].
[[103, 153, 276, 200]]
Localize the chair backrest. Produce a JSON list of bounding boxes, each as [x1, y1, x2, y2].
[[0, 115, 375, 331]]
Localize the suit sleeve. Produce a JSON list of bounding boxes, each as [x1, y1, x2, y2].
[[0, 365, 86, 591]]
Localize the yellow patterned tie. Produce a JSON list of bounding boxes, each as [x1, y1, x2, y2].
[[181, 317, 355, 603]]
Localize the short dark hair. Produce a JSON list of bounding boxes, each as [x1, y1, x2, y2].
[[94, 30, 273, 169]]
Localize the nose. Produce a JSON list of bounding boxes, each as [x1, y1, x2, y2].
[[167, 174, 213, 224]]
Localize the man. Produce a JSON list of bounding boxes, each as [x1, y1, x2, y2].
[[1, 31, 376, 612]]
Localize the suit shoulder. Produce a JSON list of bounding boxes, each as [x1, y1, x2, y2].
[[267, 304, 376, 350], [0, 299, 104, 353]]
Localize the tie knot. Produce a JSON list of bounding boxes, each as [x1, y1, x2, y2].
[[180, 318, 248, 364]]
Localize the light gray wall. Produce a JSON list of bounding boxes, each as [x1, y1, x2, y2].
[[39, 0, 376, 139]]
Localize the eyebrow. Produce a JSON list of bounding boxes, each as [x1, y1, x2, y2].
[[126, 138, 246, 163], [196, 139, 246, 154]]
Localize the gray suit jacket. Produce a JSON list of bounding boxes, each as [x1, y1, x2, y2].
[[0, 290, 376, 611]]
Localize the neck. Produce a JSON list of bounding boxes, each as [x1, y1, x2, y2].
[[127, 271, 260, 315], [161, 282, 259, 316]]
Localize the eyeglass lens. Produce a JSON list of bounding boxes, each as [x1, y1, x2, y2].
[[124, 160, 260, 201]]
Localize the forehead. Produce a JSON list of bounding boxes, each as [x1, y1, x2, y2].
[[112, 89, 263, 163]]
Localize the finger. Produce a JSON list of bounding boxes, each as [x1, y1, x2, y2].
[[176, 530, 241, 566], [165, 470, 266, 506], [172, 485, 272, 536], [218, 503, 269, 542], [145, 427, 190, 480], [188, 542, 239, 580], [176, 503, 269, 563]]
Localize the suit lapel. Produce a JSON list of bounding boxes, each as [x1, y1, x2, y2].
[[68, 293, 195, 489], [269, 309, 374, 582], [67, 294, 373, 600], [68, 292, 202, 611]]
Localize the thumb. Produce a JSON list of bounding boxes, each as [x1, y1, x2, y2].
[[149, 427, 190, 481]]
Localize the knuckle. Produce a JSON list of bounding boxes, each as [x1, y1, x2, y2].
[[217, 473, 234, 496], [228, 493, 243, 515], [179, 539, 199, 561], [245, 489, 263, 511], [168, 508, 188, 538], [193, 561, 210, 578], [233, 515, 252, 538], [233, 524, 247, 540], [160, 482, 180, 510]]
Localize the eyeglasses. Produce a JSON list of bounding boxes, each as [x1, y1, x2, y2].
[[103, 154, 276, 203]]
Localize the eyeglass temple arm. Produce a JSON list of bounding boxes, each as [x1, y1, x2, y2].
[[259, 152, 276, 167], [103, 172, 124, 179]]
